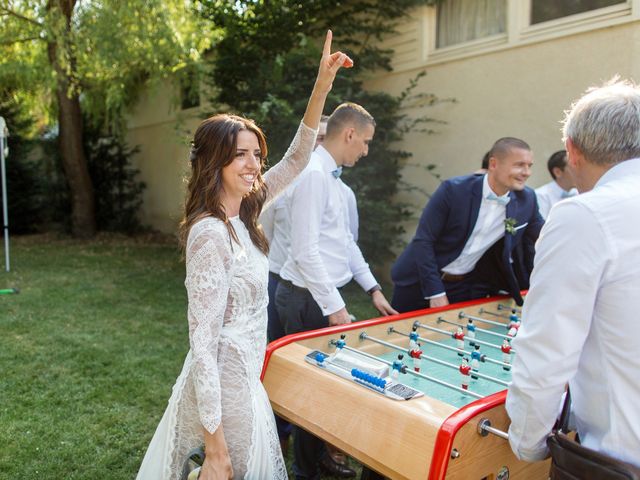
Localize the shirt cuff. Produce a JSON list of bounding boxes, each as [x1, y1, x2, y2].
[[353, 272, 378, 294], [312, 288, 346, 316], [425, 292, 446, 300]]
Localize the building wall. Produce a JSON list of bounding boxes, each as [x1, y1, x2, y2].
[[126, 81, 202, 233], [365, 4, 640, 241]]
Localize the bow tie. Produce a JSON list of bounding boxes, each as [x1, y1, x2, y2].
[[331, 167, 343, 179], [486, 192, 510, 206], [561, 189, 577, 199]]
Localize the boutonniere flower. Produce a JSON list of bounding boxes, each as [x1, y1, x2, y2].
[[504, 217, 517, 235]]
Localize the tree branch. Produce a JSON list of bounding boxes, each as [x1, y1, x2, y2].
[[0, 6, 44, 28], [0, 35, 42, 45]]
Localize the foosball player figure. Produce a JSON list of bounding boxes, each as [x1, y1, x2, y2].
[[409, 326, 419, 350], [331, 334, 347, 360], [466, 318, 476, 346], [409, 343, 423, 372], [453, 326, 465, 355], [459, 358, 471, 390], [501, 339, 512, 371], [390, 353, 405, 380], [470, 344, 481, 380]]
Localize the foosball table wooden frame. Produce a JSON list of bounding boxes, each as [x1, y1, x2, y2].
[[261, 295, 550, 480]]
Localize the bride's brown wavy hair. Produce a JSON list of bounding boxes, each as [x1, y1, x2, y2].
[[179, 114, 269, 255]]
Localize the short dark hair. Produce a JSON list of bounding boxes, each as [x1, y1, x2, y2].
[[489, 137, 531, 160], [326, 102, 375, 138], [481, 151, 490, 170], [547, 150, 567, 179]]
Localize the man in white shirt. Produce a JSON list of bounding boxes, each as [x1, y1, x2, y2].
[[260, 116, 360, 475], [506, 79, 640, 468], [276, 102, 396, 480], [535, 150, 577, 219]]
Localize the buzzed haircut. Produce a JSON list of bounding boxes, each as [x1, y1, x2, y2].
[[489, 137, 531, 160], [326, 102, 375, 139], [547, 150, 568, 179], [481, 151, 490, 170]]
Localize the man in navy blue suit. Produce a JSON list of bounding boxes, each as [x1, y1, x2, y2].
[[391, 137, 544, 312]]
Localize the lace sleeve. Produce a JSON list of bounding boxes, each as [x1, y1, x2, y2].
[[263, 122, 317, 209], [184, 219, 233, 434]]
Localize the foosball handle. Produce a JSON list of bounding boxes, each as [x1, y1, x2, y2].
[[477, 418, 509, 440]]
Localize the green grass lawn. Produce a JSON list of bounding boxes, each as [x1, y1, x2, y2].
[[0, 234, 380, 479]]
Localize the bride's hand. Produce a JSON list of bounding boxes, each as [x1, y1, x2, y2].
[[199, 453, 234, 480], [313, 30, 353, 95]]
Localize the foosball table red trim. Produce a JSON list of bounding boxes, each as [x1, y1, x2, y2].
[[261, 293, 526, 479]]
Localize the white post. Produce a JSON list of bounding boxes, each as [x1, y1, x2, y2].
[[0, 116, 10, 272]]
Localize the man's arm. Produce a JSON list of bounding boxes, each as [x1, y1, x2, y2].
[[411, 181, 453, 300], [506, 201, 605, 461], [521, 194, 545, 279]]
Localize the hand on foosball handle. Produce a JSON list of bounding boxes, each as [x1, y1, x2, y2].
[[329, 308, 352, 326], [430, 295, 450, 308]]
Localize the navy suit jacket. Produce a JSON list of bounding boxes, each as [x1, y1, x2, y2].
[[391, 174, 544, 305]]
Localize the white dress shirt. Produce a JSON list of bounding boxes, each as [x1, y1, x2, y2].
[[506, 158, 640, 467], [442, 174, 508, 275], [261, 160, 359, 275], [535, 180, 578, 219], [279, 146, 377, 315]]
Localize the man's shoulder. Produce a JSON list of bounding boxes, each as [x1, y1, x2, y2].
[[535, 181, 554, 196], [441, 174, 481, 191]]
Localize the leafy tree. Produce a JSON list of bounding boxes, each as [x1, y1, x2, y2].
[[0, 0, 214, 237], [198, 0, 444, 268]]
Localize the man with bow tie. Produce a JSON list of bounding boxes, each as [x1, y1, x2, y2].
[[391, 137, 544, 312], [276, 102, 396, 480]]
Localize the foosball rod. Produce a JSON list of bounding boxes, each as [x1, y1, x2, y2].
[[413, 321, 503, 352], [438, 317, 512, 342], [478, 307, 511, 320], [497, 304, 521, 313], [354, 334, 483, 399], [457, 311, 508, 328], [388, 327, 512, 369], [362, 333, 509, 387]]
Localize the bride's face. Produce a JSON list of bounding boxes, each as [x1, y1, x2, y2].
[[221, 130, 262, 200]]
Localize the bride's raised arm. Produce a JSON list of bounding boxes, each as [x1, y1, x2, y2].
[[263, 30, 352, 205]]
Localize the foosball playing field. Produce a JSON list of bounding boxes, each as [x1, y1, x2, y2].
[[261, 296, 550, 480]]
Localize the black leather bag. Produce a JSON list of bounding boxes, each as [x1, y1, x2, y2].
[[547, 390, 640, 480]]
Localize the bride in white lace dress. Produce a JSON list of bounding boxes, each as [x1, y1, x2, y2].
[[136, 32, 352, 480]]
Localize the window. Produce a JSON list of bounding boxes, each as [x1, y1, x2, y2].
[[436, 0, 507, 48], [530, 0, 627, 25]]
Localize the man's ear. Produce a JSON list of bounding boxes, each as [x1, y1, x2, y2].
[[344, 126, 355, 143], [565, 137, 581, 168]]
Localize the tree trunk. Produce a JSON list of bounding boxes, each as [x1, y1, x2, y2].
[[47, 0, 96, 237]]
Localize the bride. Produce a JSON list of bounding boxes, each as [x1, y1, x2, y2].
[[136, 31, 352, 480]]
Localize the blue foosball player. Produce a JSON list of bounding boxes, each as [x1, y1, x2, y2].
[[470, 344, 481, 380]]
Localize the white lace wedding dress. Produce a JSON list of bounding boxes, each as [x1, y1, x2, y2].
[[137, 122, 316, 480]]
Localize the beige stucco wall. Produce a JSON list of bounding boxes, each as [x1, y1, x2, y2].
[[365, 19, 640, 240], [126, 81, 202, 233]]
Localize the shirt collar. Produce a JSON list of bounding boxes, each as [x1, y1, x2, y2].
[[482, 174, 510, 202], [315, 145, 339, 174], [594, 157, 640, 189]]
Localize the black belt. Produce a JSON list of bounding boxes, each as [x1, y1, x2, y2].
[[441, 272, 468, 283]]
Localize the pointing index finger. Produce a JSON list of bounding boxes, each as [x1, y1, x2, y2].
[[323, 29, 332, 57]]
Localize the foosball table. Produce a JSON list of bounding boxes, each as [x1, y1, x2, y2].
[[261, 296, 550, 480]]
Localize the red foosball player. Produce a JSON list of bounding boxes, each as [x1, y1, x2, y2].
[[501, 339, 512, 370], [409, 343, 423, 372], [453, 326, 465, 356], [459, 358, 471, 390]]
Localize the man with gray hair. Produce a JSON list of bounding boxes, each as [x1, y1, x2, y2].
[[506, 79, 640, 467]]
